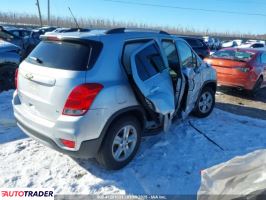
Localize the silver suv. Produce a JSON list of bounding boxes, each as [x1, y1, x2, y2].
[[13, 28, 216, 170]]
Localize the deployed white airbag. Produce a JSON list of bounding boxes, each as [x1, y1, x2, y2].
[[198, 149, 266, 200]]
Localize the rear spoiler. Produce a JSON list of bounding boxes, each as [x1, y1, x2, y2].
[[40, 34, 100, 47]]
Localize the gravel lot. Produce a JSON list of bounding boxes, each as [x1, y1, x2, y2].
[[216, 87, 266, 120]]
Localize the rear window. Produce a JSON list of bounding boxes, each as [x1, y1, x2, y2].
[[211, 50, 255, 61], [26, 40, 102, 71]]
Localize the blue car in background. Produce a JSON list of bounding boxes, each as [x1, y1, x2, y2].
[[0, 39, 21, 92]]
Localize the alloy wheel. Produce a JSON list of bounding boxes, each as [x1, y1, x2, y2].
[[198, 91, 213, 114], [111, 125, 138, 162]]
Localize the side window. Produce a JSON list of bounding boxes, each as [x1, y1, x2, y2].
[[252, 44, 264, 48], [261, 53, 266, 64], [122, 41, 148, 74], [162, 40, 180, 74], [11, 31, 20, 37], [176, 41, 197, 68], [135, 44, 166, 81], [185, 39, 203, 48], [22, 31, 29, 37]]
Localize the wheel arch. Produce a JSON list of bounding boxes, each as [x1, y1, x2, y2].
[[194, 80, 217, 108], [202, 80, 217, 93], [97, 106, 146, 150]]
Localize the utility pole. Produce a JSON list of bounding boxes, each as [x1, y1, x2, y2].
[[48, 0, 50, 26], [36, 0, 43, 26]]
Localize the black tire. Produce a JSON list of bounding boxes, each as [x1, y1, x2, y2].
[[96, 116, 141, 170], [192, 86, 215, 118], [0, 65, 17, 92], [251, 77, 263, 96]]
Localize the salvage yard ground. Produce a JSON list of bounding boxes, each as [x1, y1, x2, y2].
[[0, 90, 266, 195], [216, 87, 266, 120]]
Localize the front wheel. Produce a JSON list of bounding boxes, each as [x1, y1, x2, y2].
[[96, 116, 141, 170], [192, 86, 215, 118]]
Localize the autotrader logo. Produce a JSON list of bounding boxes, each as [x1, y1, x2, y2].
[[0, 188, 54, 200]]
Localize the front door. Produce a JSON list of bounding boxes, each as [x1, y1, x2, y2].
[[161, 39, 185, 113], [176, 40, 202, 117]]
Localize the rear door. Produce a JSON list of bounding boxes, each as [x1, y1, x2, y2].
[[130, 40, 175, 131], [18, 39, 102, 122]]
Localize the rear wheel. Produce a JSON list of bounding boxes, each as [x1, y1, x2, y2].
[[0, 65, 17, 92], [96, 116, 141, 170], [193, 86, 215, 118]]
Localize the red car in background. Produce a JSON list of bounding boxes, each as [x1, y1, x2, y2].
[[204, 48, 266, 94]]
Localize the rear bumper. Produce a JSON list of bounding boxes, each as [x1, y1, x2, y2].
[[216, 71, 257, 90], [16, 119, 101, 158], [12, 90, 108, 158]]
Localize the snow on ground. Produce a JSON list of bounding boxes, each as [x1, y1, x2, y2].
[[1, 90, 266, 195]]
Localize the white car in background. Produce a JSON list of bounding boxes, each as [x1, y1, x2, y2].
[[221, 40, 238, 48], [237, 42, 265, 48], [233, 39, 243, 46]]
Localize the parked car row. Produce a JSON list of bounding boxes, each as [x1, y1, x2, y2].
[[202, 36, 266, 51], [0, 26, 54, 58], [0, 25, 89, 91], [203, 36, 222, 50], [221, 39, 265, 49]]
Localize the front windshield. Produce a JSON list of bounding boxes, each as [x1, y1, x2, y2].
[[211, 50, 255, 61]]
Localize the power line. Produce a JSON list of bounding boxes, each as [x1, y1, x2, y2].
[[101, 0, 266, 17]]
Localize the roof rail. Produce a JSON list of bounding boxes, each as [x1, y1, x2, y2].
[[159, 30, 169, 35], [105, 28, 126, 34], [105, 27, 169, 35]]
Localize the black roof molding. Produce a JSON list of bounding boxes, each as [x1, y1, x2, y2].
[[105, 27, 169, 35]]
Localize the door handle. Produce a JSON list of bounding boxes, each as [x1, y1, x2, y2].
[[150, 86, 159, 94]]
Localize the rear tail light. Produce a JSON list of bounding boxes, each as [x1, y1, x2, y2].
[[60, 139, 75, 148], [15, 68, 19, 89], [46, 36, 60, 41], [62, 83, 103, 116], [236, 66, 252, 73]]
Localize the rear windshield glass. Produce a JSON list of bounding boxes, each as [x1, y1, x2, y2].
[[211, 50, 255, 61], [26, 40, 102, 71]]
